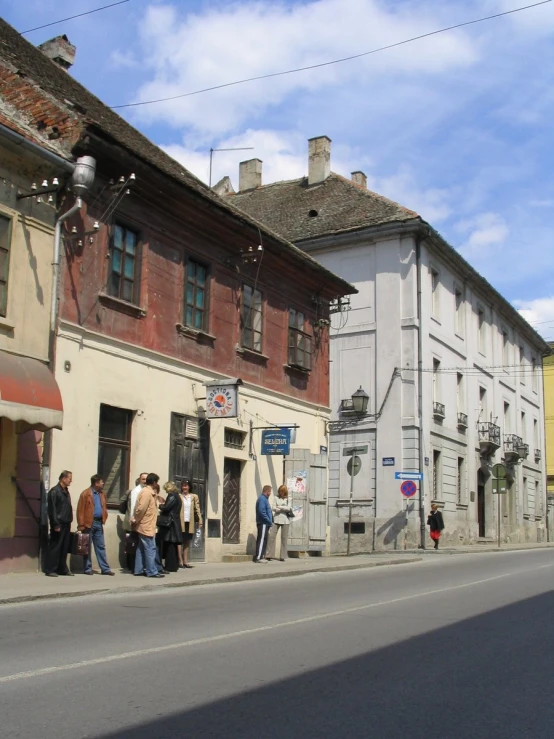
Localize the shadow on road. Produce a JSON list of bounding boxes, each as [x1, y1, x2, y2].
[[95, 590, 554, 739]]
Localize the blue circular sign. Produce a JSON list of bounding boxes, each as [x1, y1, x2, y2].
[[400, 480, 417, 498]]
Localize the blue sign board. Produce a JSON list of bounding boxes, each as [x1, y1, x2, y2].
[[395, 471, 424, 481], [261, 429, 290, 455], [382, 457, 395, 466]]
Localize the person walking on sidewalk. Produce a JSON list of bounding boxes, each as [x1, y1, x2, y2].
[[179, 478, 202, 569], [267, 484, 292, 561], [45, 470, 74, 577], [131, 473, 164, 578], [253, 485, 273, 563], [427, 504, 445, 549], [77, 475, 114, 576]]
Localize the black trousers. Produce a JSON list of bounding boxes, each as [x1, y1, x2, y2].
[[253, 523, 271, 562], [45, 523, 72, 574]]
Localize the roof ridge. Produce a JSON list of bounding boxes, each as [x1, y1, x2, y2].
[[330, 172, 419, 218]]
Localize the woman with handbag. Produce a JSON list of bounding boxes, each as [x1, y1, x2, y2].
[[427, 503, 445, 549], [179, 478, 202, 569], [156, 482, 183, 572], [266, 484, 292, 561]]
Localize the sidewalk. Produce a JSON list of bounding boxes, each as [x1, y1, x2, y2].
[[0, 553, 421, 606]]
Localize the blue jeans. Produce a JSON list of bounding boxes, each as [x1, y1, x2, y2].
[[136, 534, 159, 577], [83, 520, 111, 574]]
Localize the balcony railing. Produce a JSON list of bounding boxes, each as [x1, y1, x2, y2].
[[478, 422, 501, 451], [433, 401, 445, 419], [504, 434, 523, 455], [457, 412, 468, 428]]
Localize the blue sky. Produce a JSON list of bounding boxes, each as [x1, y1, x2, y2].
[[3, 0, 554, 335]]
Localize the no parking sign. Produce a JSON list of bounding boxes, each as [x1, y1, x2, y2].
[[400, 480, 417, 498]]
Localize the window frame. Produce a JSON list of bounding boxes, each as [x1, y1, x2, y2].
[[457, 456, 465, 505], [454, 285, 464, 336], [184, 257, 209, 332], [477, 305, 486, 354], [430, 266, 440, 318], [432, 449, 441, 501], [97, 404, 133, 507], [288, 307, 312, 371], [0, 212, 13, 318], [240, 283, 263, 353], [108, 222, 141, 305]]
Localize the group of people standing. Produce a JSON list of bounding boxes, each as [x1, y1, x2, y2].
[[44, 469, 203, 578], [253, 484, 294, 563]]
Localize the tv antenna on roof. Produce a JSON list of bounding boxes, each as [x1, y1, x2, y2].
[[209, 147, 254, 188]]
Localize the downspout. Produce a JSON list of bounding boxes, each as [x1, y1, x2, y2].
[[416, 234, 426, 549], [50, 197, 82, 332]]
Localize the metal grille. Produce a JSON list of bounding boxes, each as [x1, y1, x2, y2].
[[222, 459, 241, 544], [224, 428, 246, 449]]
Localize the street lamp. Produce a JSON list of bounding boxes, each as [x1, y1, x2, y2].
[[351, 386, 369, 416]]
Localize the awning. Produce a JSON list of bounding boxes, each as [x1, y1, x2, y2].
[[0, 352, 63, 431]]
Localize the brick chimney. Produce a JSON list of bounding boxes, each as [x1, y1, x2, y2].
[[239, 159, 262, 191], [308, 136, 331, 185], [38, 35, 76, 70], [351, 171, 367, 189]]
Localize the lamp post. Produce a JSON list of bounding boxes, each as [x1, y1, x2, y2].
[[340, 386, 369, 556]]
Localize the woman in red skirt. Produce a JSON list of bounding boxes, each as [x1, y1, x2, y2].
[[427, 504, 445, 549]]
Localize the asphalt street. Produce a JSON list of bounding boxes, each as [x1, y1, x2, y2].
[[1, 549, 553, 739]]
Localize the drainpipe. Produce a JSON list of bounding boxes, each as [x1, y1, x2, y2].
[[0, 123, 75, 174], [50, 197, 82, 332], [416, 234, 426, 549]]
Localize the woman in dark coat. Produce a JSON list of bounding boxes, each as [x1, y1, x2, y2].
[[157, 482, 183, 572], [427, 504, 445, 549]]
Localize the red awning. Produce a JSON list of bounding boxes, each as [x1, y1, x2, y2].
[[0, 352, 63, 431]]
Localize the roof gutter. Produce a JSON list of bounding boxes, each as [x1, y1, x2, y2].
[[0, 122, 75, 174]]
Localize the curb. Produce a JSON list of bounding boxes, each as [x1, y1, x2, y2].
[[0, 556, 422, 606]]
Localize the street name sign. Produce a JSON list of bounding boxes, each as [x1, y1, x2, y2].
[[382, 457, 395, 466], [343, 446, 368, 456]]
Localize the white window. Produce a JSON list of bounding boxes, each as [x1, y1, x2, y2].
[[478, 307, 486, 353], [502, 330, 509, 367], [521, 411, 526, 440], [523, 476, 528, 515], [531, 357, 538, 393], [433, 358, 440, 403], [479, 386, 487, 422], [456, 373, 464, 413], [457, 457, 465, 504], [431, 267, 440, 318], [504, 402, 510, 434], [455, 287, 463, 335], [432, 450, 441, 500], [533, 419, 539, 449]]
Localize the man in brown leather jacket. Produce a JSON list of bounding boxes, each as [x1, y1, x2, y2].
[[76, 474, 114, 575]]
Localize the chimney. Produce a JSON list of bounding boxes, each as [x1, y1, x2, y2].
[[351, 171, 367, 189], [38, 35, 76, 70], [239, 159, 262, 191], [308, 136, 331, 185]]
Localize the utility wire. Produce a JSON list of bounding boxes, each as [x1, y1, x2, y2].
[[111, 0, 552, 109], [20, 0, 131, 35]]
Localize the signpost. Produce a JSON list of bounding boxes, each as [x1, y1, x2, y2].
[[491, 463, 507, 548], [345, 445, 368, 556]]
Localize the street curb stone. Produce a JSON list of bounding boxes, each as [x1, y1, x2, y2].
[[0, 556, 422, 606]]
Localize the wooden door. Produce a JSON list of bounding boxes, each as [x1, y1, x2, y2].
[[477, 470, 486, 538], [222, 458, 241, 544]]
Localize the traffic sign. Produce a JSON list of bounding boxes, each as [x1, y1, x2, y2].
[[395, 471, 423, 481], [347, 456, 362, 476], [492, 463, 507, 479], [401, 480, 418, 498]]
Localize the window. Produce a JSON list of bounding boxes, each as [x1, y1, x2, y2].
[[457, 457, 465, 504], [224, 428, 246, 449], [433, 358, 440, 403], [431, 267, 440, 317], [479, 386, 487, 421], [504, 402, 510, 433], [536, 480, 541, 516], [0, 214, 12, 317], [288, 308, 312, 370], [478, 307, 485, 353], [97, 404, 132, 506], [456, 373, 464, 412], [519, 345, 525, 386], [432, 450, 441, 500], [533, 419, 539, 448], [523, 476, 528, 515], [241, 284, 263, 352], [502, 330, 509, 367], [531, 356, 538, 392], [454, 287, 463, 335], [185, 259, 208, 331], [109, 224, 139, 303], [521, 411, 526, 440]]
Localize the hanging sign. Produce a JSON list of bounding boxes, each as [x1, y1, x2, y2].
[[205, 385, 239, 418], [261, 429, 290, 455]]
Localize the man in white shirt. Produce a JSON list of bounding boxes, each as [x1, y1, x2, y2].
[[124, 472, 147, 572], [130, 472, 148, 518]]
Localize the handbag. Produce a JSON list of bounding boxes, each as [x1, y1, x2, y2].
[[286, 508, 295, 519], [72, 531, 90, 557], [156, 513, 172, 528], [125, 532, 138, 555]]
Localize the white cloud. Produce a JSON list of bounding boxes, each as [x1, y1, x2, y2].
[[513, 296, 554, 339], [367, 167, 453, 223], [455, 212, 509, 257]]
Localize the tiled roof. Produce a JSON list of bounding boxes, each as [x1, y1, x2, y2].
[[0, 18, 355, 297], [228, 173, 418, 242]]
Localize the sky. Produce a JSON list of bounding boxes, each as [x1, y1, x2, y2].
[[2, 0, 553, 338]]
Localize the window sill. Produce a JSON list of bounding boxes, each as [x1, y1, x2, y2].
[[176, 323, 216, 344], [236, 345, 269, 363], [98, 293, 146, 319], [523, 513, 532, 520], [0, 315, 15, 330], [284, 363, 311, 375], [456, 503, 469, 510]]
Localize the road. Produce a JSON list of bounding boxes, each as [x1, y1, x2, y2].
[[1, 550, 553, 739]]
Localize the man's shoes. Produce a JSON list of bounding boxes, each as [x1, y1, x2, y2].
[[278, 558, 286, 562], [161, 569, 170, 575], [45, 572, 58, 577], [59, 572, 75, 576], [253, 559, 268, 563], [102, 571, 115, 576], [84, 571, 93, 575], [148, 574, 165, 578]]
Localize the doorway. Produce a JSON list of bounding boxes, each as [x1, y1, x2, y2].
[[477, 469, 486, 538], [169, 413, 209, 562], [222, 458, 241, 544]]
